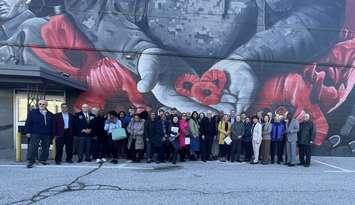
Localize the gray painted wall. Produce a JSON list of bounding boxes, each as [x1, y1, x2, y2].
[[0, 89, 14, 149]]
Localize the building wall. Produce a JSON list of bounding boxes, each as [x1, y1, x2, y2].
[[0, 0, 354, 156], [0, 89, 14, 149]]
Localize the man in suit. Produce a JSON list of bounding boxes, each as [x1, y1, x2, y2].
[[286, 113, 300, 166], [200, 110, 217, 162], [53, 103, 75, 164], [74, 104, 95, 162], [25, 100, 54, 168]]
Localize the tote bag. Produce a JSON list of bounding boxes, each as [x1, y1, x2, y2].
[[111, 128, 127, 141]]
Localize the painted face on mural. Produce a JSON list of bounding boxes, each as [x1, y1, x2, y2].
[[0, 0, 28, 20]]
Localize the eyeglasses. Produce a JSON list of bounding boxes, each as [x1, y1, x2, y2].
[[38, 103, 46, 106]]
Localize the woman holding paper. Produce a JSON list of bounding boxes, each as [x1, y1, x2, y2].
[[218, 115, 231, 162], [179, 113, 189, 162], [251, 115, 263, 164], [168, 116, 180, 164], [104, 111, 122, 164]]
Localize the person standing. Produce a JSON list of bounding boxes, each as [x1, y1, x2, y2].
[[285, 113, 300, 167], [189, 111, 200, 161], [104, 111, 122, 164], [127, 114, 145, 162], [251, 115, 262, 164], [178, 113, 189, 162], [92, 109, 108, 163], [53, 103, 74, 165], [218, 115, 231, 162], [261, 115, 272, 164], [298, 113, 315, 167], [271, 115, 285, 164], [74, 104, 95, 162], [25, 100, 54, 168], [231, 115, 245, 162], [145, 112, 165, 163], [200, 110, 216, 162], [168, 116, 180, 164], [242, 117, 253, 162]]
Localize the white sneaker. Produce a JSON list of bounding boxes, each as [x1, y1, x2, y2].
[[96, 159, 102, 163], [101, 158, 107, 162]]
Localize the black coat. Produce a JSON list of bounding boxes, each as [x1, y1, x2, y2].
[[298, 121, 315, 145], [200, 117, 217, 137], [74, 112, 95, 137], [25, 109, 53, 136], [243, 122, 253, 142], [92, 116, 107, 139], [144, 118, 165, 146]]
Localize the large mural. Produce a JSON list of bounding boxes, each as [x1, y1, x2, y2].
[[0, 0, 354, 156]]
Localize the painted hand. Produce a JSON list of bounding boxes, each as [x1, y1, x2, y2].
[[207, 57, 258, 114], [137, 48, 213, 113]]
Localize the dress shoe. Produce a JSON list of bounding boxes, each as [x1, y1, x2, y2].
[[288, 164, 295, 167], [27, 163, 34, 168], [39, 161, 48, 165], [55, 161, 61, 165], [85, 158, 91, 162], [304, 164, 310, 168], [66, 160, 74, 163], [77, 159, 83, 163]]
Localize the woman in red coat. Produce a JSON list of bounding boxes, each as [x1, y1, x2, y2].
[[178, 113, 189, 162]]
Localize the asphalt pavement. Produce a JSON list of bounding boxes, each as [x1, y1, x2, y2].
[[0, 157, 355, 205]]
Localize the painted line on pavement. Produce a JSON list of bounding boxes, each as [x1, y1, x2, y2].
[[0, 164, 154, 170], [313, 159, 355, 173]]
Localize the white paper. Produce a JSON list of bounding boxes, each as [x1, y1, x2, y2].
[[171, 127, 179, 133], [185, 137, 191, 145], [224, 136, 232, 145]]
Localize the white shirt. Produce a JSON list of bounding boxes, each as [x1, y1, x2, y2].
[[104, 120, 122, 134], [62, 112, 69, 129]]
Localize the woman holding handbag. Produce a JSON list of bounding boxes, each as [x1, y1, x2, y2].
[[218, 115, 231, 162], [104, 111, 122, 164]]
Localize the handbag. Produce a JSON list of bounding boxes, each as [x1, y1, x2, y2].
[[111, 128, 127, 141]]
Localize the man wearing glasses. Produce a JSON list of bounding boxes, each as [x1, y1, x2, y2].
[[25, 100, 54, 168]]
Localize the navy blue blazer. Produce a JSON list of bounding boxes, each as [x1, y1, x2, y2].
[[25, 109, 54, 136]]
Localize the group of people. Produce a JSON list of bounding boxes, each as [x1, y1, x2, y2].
[[24, 100, 315, 168]]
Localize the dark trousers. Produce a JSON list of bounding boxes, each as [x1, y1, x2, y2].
[[75, 136, 91, 160], [55, 131, 73, 162], [298, 144, 311, 165], [28, 134, 51, 163], [179, 146, 189, 161], [108, 134, 125, 159], [271, 141, 283, 163], [242, 141, 253, 161], [219, 144, 230, 158], [94, 137, 109, 159], [201, 136, 213, 161], [230, 138, 242, 162]]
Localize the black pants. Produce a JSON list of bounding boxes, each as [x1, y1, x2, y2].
[[55, 131, 73, 162], [230, 139, 242, 162], [242, 141, 253, 161], [179, 146, 189, 161], [271, 141, 284, 163], [200, 136, 213, 161], [298, 144, 311, 165], [94, 136, 109, 159], [75, 136, 91, 160], [28, 135, 51, 163], [219, 144, 230, 158]]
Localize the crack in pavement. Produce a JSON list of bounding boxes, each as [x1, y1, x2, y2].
[[5, 163, 355, 205]]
